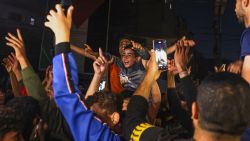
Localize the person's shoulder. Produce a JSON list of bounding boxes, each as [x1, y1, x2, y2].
[[241, 128, 250, 141], [241, 27, 250, 57], [242, 27, 250, 38], [240, 28, 250, 50]]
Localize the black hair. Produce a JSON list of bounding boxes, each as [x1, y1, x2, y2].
[[85, 92, 122, 115], [85, 92, 123, 133], [197, 72, 250, 135], [0, 106, 23, 139], [6, 96, 40, 140]]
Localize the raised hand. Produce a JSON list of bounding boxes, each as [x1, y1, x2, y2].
[[167, 36, 196, 54], [83, 44, 97, 60], [167, 59, 179, 75], [44, 4, 74, 44], [93, 48, 108, 75], [2, 53, 19, 73], [131, 40, 144, 51], [2, 54, 22, 97], [176, 36, 196, 48], [2, 57, 12, 73], [8, 53, 19, 73], [5, 29, 26, 60], [174, 43, 192, 78]]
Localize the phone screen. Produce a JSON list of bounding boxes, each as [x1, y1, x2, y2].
[[98, 80, 106, 92], [153, 39, 167, 70]]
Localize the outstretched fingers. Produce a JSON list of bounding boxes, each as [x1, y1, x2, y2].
[[6, 33, 23, 46], [6, 42, 19, 50], [45, 10, 55, 28], [98, 48, 107, 64], [16, 29, 23, 42], [67, 6, 74, 23], [7, 54, 15, 64], [11, 52, 17, 60], [55, 4, 64, 15], [5, 37, 22, 49]]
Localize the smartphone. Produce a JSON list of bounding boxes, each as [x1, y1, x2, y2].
[[153, 39, 167, 70]]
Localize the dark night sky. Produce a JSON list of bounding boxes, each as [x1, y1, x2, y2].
[[175, 0, 244, 61]]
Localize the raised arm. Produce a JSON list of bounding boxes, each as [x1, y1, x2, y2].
[[45, 4, 120, 141], [148, 81, 161, 124], [5, 29, 28, 69], [165, 47, 195, 133], [9, 52, 23, 82], [166, 36, 196, 54], [5, 29, 48, 101], [174, 41, 196, 111], [85, 48, 108, 99], [2, 55, 21, 96], [133, 50, 161, 100], [124, 50, 163, 140], [166, 36, 186, 55], [70, 44, 98, 60]]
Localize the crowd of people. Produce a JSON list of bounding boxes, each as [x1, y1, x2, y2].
[[1, 0, 250, 141]]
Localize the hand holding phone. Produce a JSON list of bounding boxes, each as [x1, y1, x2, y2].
[[153, 39, 167, 70]]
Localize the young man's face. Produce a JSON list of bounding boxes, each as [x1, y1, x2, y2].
[[121, 49, 137, 68], [235, 0, 245, 24]]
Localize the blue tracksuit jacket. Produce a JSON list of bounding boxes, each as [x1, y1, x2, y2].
[[52, 42, 121, 141]]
